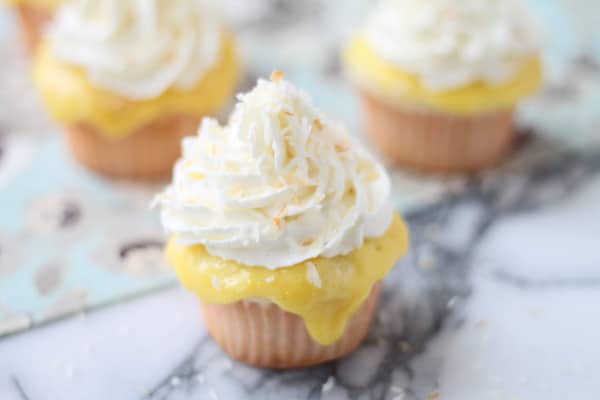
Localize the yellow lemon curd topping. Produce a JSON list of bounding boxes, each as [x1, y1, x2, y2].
[[33, 36, 239, 139], [344, 36, 543, 115], [167, 214, 409, 345], [3, 0, 61, 10]]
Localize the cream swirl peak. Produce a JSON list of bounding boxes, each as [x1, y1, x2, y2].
[[363, 0, 541, 91], [155, 72, 393, 268], [48, 0, 224, 100]]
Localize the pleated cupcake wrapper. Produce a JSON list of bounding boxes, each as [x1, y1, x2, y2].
[[16, 5, 52, 54], [200, 282, 382, 368], [360, 92, 515, 173], [66, 114, 201, 181]]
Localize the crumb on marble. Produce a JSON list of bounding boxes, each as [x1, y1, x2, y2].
[[423, 223, 441, 239], [64, 364, 74, 379], [390, 385, 406, 400], [222, 359, 233, 371], [399, 341, 411, 353], [322, 376, 336, 393], [378, 309, 389, 324], [391, 385, 405, 393], [209, 388, 219, 400], [82, 342, 92, 355], [428, 392, 440, 400], [117, 325, 131, 336], [529, 308, 543, 318], [418, 252, 436, 270], [446, 296, 458, 309]]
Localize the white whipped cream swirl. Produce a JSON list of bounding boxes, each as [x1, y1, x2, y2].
[[48, 0, 223, 100], [155, 75, 393, 268], [363, 0, 541, 91]]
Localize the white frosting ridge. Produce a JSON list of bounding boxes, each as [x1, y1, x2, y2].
[[155, 74, 393, 268], [48, 0, 224, 100], [363, 0, 541, 90]]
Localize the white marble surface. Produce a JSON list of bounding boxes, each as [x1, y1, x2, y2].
[[0, 288, 201, 400], [1, 165, 599, 400]]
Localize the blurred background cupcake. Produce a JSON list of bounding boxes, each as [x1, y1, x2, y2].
[[344, 0, 543, 173], [33, 0, 240, 180], [4, 0, 61, 53]]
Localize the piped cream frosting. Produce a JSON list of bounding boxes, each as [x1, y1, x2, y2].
[[47, 0, 224, 100], [362, 0, 542, 91], [155, 72, 393, 268]]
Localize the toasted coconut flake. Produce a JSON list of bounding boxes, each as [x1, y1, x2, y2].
[[276, 206, 287, 218], [335, 143, 349, 152], [313, 118, 323, 131], [271, 70, 285, 82], [306, 262, 322, 288], [302, 238, 314, 246]]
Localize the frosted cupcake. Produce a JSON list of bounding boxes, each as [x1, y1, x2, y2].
[[33, 0, 240, 180], [4, 0, 61, 53], [154, 72, 410, 368], [344, 0, 543, 172]]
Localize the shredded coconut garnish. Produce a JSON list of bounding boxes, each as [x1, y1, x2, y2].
[[154, 75, 392, 268], [271, 70, 285, 82], [306, 262, 322, 288]]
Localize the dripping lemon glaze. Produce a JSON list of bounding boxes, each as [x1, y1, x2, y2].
[[344, 35, 542, 115], [167, 214, 409, 345], [32, 35, 239, 139]]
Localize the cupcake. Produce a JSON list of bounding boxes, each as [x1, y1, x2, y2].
[[154, 72, 410, 368], [5, 0, 61, 53], [33, 0, 240, 180], [344, 0, 543, 172]]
